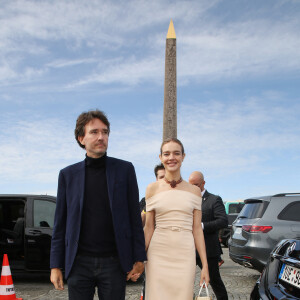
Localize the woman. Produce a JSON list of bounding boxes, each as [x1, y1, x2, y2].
[[143, 138, 210, 300]]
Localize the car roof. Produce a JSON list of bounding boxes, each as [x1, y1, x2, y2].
[[0, 194, 56, 200], [244, 193, 300, 203]]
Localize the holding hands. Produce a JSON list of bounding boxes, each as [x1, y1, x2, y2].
[[127, 261, 144, 282]]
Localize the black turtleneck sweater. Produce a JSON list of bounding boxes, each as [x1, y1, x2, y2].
[[78, 154, 117, 257]]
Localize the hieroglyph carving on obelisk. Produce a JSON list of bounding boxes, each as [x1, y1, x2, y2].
[[163, 20, 177, 140]]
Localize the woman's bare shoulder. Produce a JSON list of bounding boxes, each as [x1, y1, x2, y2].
[[145, 181, 160, 200], [186, 182, 202, 197]]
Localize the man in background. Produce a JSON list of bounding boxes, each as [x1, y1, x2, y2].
[[140, 163, 165, 226], [189, 171, 228, 300]]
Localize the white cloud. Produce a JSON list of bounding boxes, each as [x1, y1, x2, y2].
[[1, 0, 299, 89], [0, 0, 300, 200], [178, 19, 300, 82], [68, 56, 164, 87], [179, 97, 300, 172], [0, 118, 82, 185], [107, 94, 300, 183], [0, 92, 299, 198], [46, 58, 98, 69]]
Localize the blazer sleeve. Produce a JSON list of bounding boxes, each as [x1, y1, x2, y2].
[[50, 170, 67, 269], [203, 195, 228, 233], [127, 163, 147, 262]]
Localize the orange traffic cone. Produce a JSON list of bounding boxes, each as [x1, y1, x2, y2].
[[0, 254, 22, 300]]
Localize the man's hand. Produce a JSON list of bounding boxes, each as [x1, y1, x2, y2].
[[126, 261, 144, 281], [50, 268, 64, 290]]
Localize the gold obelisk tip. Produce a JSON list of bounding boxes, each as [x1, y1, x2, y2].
[[167, 19, 176, 39]]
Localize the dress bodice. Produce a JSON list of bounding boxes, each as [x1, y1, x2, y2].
[[146, 190, 202, 231]]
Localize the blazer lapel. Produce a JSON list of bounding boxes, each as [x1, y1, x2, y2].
[[106, 156, 115, 210], [202, 190, 209, 202], [77, 160, 85, 213]]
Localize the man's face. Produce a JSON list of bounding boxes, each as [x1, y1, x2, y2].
[[189, 176, 205, 192], [78, 118, 108, 158], [156, 169, 165, 181]]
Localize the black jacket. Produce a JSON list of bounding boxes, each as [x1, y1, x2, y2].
[[198, 190, 228, 258]]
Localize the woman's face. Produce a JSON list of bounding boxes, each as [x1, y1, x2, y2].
[[159, 141, 185, 172]]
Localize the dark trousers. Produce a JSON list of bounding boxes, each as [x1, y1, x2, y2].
[[67, 255, 126, 300], [197, 256, 228, 300], [142, 272, 146, 299]]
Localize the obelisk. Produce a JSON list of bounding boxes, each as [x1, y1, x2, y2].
[[163, 19, 177, 140]]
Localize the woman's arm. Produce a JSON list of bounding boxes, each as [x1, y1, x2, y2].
[[144, 210, 155, 251], [193, 209, 210, 286], [143, 184, 156, 251]]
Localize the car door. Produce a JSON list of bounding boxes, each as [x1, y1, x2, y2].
[[24, 197, 56, 271]]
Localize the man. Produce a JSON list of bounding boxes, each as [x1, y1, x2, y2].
[[140, 163, 165, 226], [154, 163, 166, 180], [50, 110, 146, 300], [189, 171, 228, 300]]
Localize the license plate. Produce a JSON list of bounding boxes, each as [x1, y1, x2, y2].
[[279, 263, 300, 289]]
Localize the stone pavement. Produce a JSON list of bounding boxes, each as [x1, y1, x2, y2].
[[12, 248, 260, 299], [200, 248, 260, 299]]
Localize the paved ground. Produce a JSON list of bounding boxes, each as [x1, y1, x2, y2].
[[11, 248, 260, 299]]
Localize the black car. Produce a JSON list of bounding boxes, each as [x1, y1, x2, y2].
[[251, 238, 300, 300], [0, 194, 56, 272]]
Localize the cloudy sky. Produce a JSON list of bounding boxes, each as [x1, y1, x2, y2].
[[1, 0, 300, 201]]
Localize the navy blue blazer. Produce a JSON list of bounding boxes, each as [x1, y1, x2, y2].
[[50, 156, 147, 279]]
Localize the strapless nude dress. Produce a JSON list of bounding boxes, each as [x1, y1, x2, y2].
[[145, 190, 202, 300]]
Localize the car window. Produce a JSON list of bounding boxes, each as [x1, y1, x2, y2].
[[8, 202, 24, 221], [278, 201, 300, 222], [0, 201, 24, 228], [33, 200, 55, 228], [228, 203, 244, 214], [239, 200, 269, 219]]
